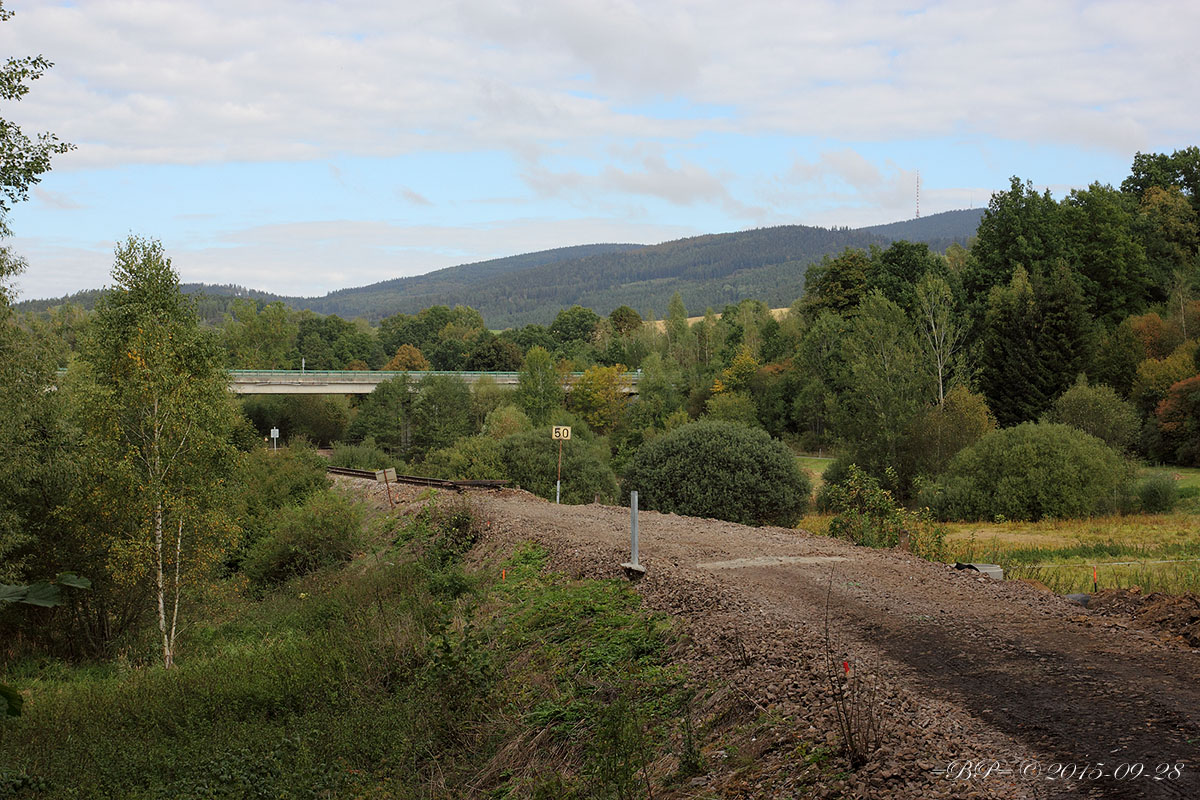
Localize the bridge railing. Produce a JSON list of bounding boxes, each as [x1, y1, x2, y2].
[[227, 369, 639, 383]]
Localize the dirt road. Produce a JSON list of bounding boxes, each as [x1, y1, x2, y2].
[[472, 492, 1200, 799]]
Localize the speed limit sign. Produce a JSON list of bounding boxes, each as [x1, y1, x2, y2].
[[552, 425, 572, 440]]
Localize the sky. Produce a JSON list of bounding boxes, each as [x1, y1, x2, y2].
[[2, 0, 1197, 301]]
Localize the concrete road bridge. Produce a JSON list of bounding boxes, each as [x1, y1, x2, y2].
[[227, 369, 641, 395]]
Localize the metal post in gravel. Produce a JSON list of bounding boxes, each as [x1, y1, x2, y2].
[[621, 490, 646, 578]]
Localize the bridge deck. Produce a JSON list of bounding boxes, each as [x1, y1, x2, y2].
[[227, 369, 639, 394]]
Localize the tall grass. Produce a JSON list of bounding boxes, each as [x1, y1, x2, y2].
[[0, 498, 694, 799], [951, 536, 1200, 595]]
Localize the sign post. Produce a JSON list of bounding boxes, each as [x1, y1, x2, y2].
[[374, 467, 398, 507], [270, 427, 279, 451], [551, 426, 571, 503]]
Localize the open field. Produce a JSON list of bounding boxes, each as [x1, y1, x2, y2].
[[803, 510, 1200, 595], [795, 455, 834, 489], [799, 461, 1200, 595]]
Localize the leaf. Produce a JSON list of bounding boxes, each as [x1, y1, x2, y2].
[[55, 572, 92, 590], [0, 584, 28, 604], [0, 682, 22, 717], [19, 582, 62, 608]]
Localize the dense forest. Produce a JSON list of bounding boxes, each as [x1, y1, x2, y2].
[[16, 210, 983, 327]]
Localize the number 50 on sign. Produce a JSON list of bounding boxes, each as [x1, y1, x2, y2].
[[552, 425, 572, 440]]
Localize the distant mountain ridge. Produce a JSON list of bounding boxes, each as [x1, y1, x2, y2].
[[18, 209, 983, 327]]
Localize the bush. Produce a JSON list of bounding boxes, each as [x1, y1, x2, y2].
[[824, 465, 945, 561], [703, 392, 760, 427], [622, 420, 810, 527], [482, 404, 531, 439], [1137, 473, 1179, 514], [422, 436, 505, 481], [922, 422, 1133, 521], [243, 490, 364, 589], [500, 417, 619, 504], [330, 437, 401, 472], [230, 443, 330, 566], [1044, 377, 1140, 452]]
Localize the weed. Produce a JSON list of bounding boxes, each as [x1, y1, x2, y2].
[[675, 694, 706, 778], [822, 570, 884, 768]]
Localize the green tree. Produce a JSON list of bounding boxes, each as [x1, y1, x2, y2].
[[0, 222, 58, 582], [626, 352, 683, 432], [1044, 377, 1140, 453], [78, 236, 238, 668], [220, 299, 298, 368], [1059, 182, 1150, 326], [515, 346, 564, 424], [801, 248, 875, 318], [609, 305, 642, 335], [704, 392, 759, 427], [1092, 319, 1145, 397], [0, 1, 74, 211], [500, 418, 618, 504], [875, 240, 942, 315], [837, 292, 929, 485], [898, 385, 995, 482], [1121, 147, 1200, 213], [410, 374, 473, 459], [979, 267, 1047, 426], [0, 0, 73, 581], [965, 177, 1066, 315], [346, 375, 414, 455], [1033, 261, 1096, 399], [1134, 186, 1199, 298], [914, 272, 966, 406], [924, 423, 1132, 521], [464, 333, 523, 371], [549, 305, 601, 349], [568, 364, 630, 434]]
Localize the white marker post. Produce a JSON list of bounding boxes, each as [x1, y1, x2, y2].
[[270, 427, 279, 452], [621, 490, 646, 577], [552, 425, 571, 503]]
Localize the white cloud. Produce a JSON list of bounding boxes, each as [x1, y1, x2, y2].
[[2, 0, 1196, 171]]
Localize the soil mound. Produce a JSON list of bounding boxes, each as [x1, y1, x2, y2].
[[1089, 588, 1200, 646]]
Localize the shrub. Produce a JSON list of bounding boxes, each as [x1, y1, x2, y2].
[[622, 420, 810, 527], [824, 465, 945, 561], [1137, 473, 1179, 514], [1044, 377, 1140, 452], [703, 391, 760, 427], [330, 437, 401, 471], [231, 443, 330, 565], [922, 422, 1133, 521], [500, 417, 619, 504], [898, 386, 996, 481], [421, 436, 505, 481], [482, 404, 531, 439], [243, 490, 363, 589]]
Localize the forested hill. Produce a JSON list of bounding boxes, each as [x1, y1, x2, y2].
[[18, 209, 982, 327]]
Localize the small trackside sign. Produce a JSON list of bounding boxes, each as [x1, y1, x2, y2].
[[375, 468, 397, 483], [552, 425, 572, 440]]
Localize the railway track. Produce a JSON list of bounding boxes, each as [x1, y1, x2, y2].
[[325, 465, 508, 492]]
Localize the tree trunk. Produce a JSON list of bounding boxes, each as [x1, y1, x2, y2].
[[154, 499, 173, 669]]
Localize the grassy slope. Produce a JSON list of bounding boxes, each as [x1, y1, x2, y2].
[[0, 498, 695, 798]]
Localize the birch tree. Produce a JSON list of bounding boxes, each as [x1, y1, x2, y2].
[[79, 237, 236, 668], [914, 272, 966, 406]]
